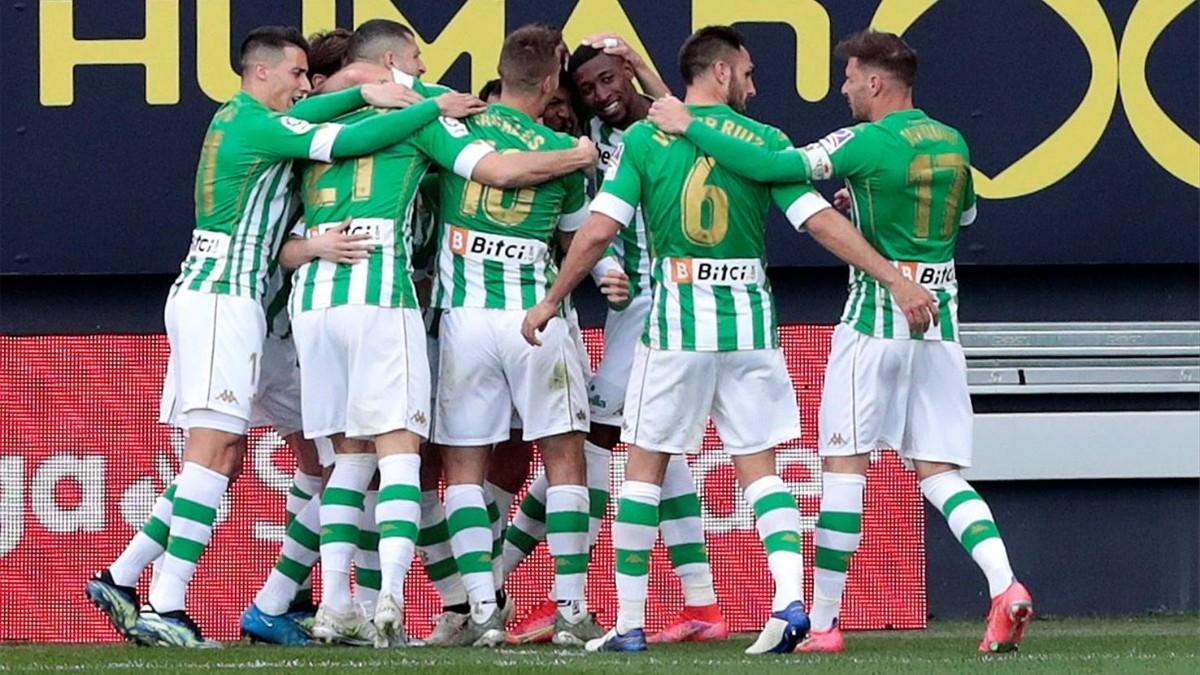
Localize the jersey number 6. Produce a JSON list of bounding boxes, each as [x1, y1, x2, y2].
[[681, 157, 730, 246]]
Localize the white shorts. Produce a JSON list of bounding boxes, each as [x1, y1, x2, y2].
[[292, 305, 431, 440], [621, 343, 800, 456], [434, 308, 590, 446], [819, 324, 974, 467], [248, 335, 303, 437], [158, 289, 265, 435], [589, 295, 650, 426]]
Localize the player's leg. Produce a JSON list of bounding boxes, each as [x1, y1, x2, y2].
[[504, 312, 596, 646], [907, 340, 1031, 653], [486, 430, 529, 624], [355, 484, 382, 618], [312, 438, 377, 645], [707, 348, 810, 655], [649, 453, 727, 643], [242, 334, 322, 644], [587, 344, 713, 653], [433, 308, 512, 647], [242, 430, 323, 646], [417, 442, 471, 645], [799, 325, 905, 653], [136, 291, 262, 647]]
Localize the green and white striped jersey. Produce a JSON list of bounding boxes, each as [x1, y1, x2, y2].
[[592, 104, 829, 352], [432, 103, 589, 311], [590, 116, 651, 303], [683, 108, 975, 342], [291, 110, 493, 314], [175, 91, 349, 301]]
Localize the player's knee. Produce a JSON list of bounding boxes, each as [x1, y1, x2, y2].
[[822, 454, 870, 475]]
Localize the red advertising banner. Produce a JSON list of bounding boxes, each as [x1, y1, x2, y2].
[[0, 327, 924, 642]]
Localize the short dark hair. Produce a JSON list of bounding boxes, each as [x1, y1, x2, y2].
[[478, 78, 502, 100], [498, 23, 563, 93], [349, 19, 415, 62], [308, 28, 353, 79], [834, 30, 917, 87], [678, 25, 745, 85], [566, 43, 603, 79], [239, 26, 310, 75]]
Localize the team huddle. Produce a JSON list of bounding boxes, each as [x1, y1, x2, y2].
[[84, 18, 1034, 655]]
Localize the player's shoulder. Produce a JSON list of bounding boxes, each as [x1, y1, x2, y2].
[[417, 80, 454, 97], [617, 120, 660, 148], [810, 122, 877, 156]]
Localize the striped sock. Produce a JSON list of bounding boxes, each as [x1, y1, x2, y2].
[[417, 490, 467, 607], [921, 471, 1015, 597], [355, 489, 381, 616], [377, 454, 421, 603], [501, 474, 547, 579], [445, 484, 496, 611], [546, 484, 590, 604], [613, 480, 660, 634], [148, 463, 228, 613], [109, 482, 176, 587], [483, 483, 511, 589], [254, 495, 321, 615], [583, 442, 611, 545], [319, 454, 376, 614], [744, 475, 804, 612], [286, 471, 321, 607], [660, 456, 716, 606], [810, 472, 866, 630]]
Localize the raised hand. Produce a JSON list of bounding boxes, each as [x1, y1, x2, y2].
[[647, 96, 692, 135], [435, 92, 488, 119], [361, 82, 424, 108]]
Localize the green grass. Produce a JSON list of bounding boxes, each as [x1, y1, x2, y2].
[[2, 616, 1197, 674]]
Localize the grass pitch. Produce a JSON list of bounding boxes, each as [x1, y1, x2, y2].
[[1, 615, 1196, 674]]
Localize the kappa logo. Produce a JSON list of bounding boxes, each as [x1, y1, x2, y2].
[[575, 409, 587, 422], [827, 432, 848, 448], [623, 552, 645, 565], [411, 410, 428, 427], [215, 389, 238, 405]]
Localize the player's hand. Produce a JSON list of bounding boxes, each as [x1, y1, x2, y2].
[[361, 82, 425, 109], [889, 277, 939, 334], [598, 269, 630, 305], [647, 96, 692, 135], [435, 92, 488, 119], [521, 301, 558, 347], [581, 33, 646, 70], [309, 217, 374, 264], [572, 136, 599, 171], [833, 188, 851, 212]]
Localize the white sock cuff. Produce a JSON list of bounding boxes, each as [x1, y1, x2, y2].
[[546, 483, 589, 504], [919, 470, 966, 506], [379, 453, 421, 473], [820, 472, 867, 513], [582, 440, 609, 459], [742, 474, 785, 505], [292, 470, 323, 497], [333, 453, 378, 472], [178, 461, 230, 492], [420, 490, 441, 508], [484, 481, 516, 505], [620, 480, 661, 505], [445, 483, 485, 506]]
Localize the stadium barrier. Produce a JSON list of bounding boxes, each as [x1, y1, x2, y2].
[[0, 325, 926, 642]]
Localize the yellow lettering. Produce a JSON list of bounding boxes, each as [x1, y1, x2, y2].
[[39, 0, 179, 106], [873, 0, 1118, 199], [198, 0, 337, 104], [560, 0, 665, 93], [1119, 0, 1199, 187], [354, 0, 503, 92], [691, 0, 830, 102]]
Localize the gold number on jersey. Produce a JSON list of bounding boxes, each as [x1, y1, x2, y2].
[[459, 151, 536, 226], [303, 157, 374, 208], [197, 131, 224, 216], [681, 157, 730, 246], [907, 153, 967, 239]]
